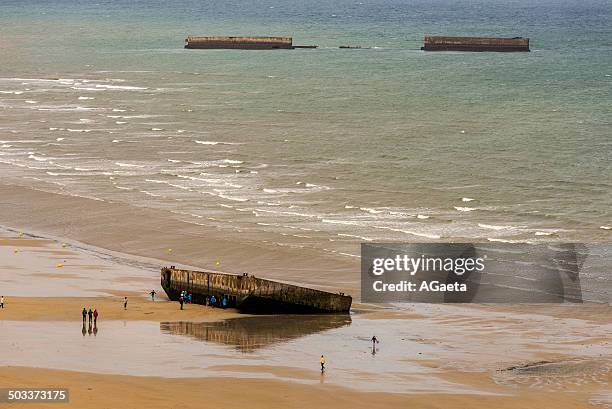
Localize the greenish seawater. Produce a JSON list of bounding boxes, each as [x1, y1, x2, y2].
[[0, 0, 610, 257]]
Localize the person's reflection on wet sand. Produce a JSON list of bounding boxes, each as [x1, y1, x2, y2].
[[88, 322, 92, 336], [93, 323, 98, 337], [81, 322, 86, 337]]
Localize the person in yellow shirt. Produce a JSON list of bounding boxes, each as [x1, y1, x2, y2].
[[320, 355, 326, 372]]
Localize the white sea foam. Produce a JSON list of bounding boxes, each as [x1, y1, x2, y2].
[[478, 223, 515, 230], [461, 197, 475, 202], [534, 231, 555, 236], [338, 252, 360, 258], [305, 183, 330, 190], [360, 207, 383, 214], [455, 206, 475, 212], [337, 233, 374, 241], [371, 225, 441, 239], [115, 162, 145, 168], [216, 193, 248, 202], [94, 84, 147, 90], [25, 100, 38, 104], [78, 96, 94, 100], [67, 129, 91, 132], [255, 209, 318, 218], [600, 226, 611, 230], [487, 238, 531, 244], [37, 106, 102, 112], [322, 219, 361, 226], [416, 214, 430, 219]]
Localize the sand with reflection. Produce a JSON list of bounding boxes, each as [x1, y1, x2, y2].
[[1, 228, 611, 408]]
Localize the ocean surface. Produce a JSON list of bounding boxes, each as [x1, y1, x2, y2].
[[1, 0, 611, 261]]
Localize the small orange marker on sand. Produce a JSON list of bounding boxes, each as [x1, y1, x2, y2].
[[168, 248, 173, 253], [56, 263, 64, 268], [61, 243, 68, 248]]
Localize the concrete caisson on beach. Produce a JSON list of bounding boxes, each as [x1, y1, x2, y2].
[[421, 36, 530, 52], [161, 267, 352, 313]]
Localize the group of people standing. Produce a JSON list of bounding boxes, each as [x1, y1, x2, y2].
[[205, 294, 228, 308], [81, 307, 99, 337], [177, 291, 230, 309], [82, 307, 98, 324]]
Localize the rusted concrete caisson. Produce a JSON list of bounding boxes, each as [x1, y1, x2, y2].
[[422, 36, 530, 52], [185, 36, 294, 49], [161, 267, 352, 314]]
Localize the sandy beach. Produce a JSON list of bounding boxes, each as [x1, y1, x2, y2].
[[1, 0, 611, 405], [1, 366, 606, 409], [1, 224, 611, 408]]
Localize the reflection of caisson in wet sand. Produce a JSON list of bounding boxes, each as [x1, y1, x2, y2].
[[160, 314, 352, 352]]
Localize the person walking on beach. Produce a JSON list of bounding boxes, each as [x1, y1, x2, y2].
[[179, 295, 184, 310], [320, 355, 326, 372], [150, 290, 156, 301], [82, 307, 87, 322], [87, 308, 93, 323], [123, 297, 128, 310], [0, 296, 4, 309], [93, 308, 98, 325], [371, 335, 379, 348]]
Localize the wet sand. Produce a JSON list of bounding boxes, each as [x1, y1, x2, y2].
[[1, 219, 611, 408], [2, 366, 605, 409], [0, 296, 240, 322]]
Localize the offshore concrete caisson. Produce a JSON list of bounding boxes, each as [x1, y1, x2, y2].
[[185, 36, 294, 49], [422, 36, 530, 52]]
